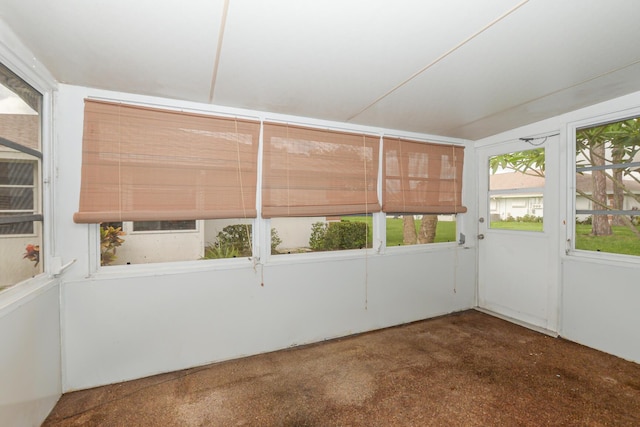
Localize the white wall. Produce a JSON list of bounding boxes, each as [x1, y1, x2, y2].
[[562, 258, 639, 362], [55, 84, 477, 391], [0, 280, 61, 426], [477, 90, 640, 363]]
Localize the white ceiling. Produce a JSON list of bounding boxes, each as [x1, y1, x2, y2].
[[2, 0, 640, 140]]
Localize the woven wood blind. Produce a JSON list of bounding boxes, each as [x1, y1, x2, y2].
[[74, 100, 260, 223], [262, 123, 381, 218], [383, 137, 466, 214]]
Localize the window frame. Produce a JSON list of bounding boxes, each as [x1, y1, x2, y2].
[[0, 58, 52, 292], [568, 109, 640, 262], [81, 104, 468, 275]]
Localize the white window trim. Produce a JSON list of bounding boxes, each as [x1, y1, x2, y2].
[[566, 106, 640, 263], [0, 66, 56, 298]]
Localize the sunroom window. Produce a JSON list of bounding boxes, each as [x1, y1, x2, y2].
[[574, 116, 640, 257], [0, 63, 43, 290], [74, 100, 260, 266], [383, 137, 465, 247], [262, 123, 380, 254]]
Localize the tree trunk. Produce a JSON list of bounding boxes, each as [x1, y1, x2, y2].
[[591, 141, 612, 236], [418, 215, 438, 244], [611, 147, 626, 226], [402, 215, 417, 245]]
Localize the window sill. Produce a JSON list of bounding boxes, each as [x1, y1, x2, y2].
[[86, 256, 256, 281], [0, 274, 58, 317], [564, 250, 640, 268]]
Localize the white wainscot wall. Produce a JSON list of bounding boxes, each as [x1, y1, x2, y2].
[[561, 258, 640, 363], [62, 246, 476, 391], [0, 281, 61, 426]]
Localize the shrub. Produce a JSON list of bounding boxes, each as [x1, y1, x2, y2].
[[309, 220, 368, 251], [519, 214, 543, 223], [202, 244, 239, 259], [100, 224, 125, 266], [271, 228, 282, 254], [211, 224, 282, 256], [217, 224, 252, 256], [309, 222, 328, 250], [576, 215, 592, 225]]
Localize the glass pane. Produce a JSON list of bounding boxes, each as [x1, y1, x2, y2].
[[203, 220, 253, 259], [0, 64, 43, 292], [101, 219, 253, 266], [0, 161, 34, 185], [0, 187, 33, 210], [133, 220, 196, 232], [489, 148, 545, 232], [0, 213, 34, 234], [386, 214, 456, 247], [575, 117, 640, 256], [271, 216, 371, 255]]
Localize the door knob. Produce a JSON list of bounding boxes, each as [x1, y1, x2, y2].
[[477, 234, 485, 240]]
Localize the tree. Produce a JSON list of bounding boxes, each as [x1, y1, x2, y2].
[[577, 126, 611, 236], [418, 215, 438, 244], [492, 119, 640, 239], [402, 214, 439, 245], [403, 215, 418, 244]]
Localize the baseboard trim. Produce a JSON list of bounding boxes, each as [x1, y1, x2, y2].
[[474, 307, 559, 338]]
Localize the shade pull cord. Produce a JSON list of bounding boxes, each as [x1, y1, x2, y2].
[[286, 125, 290, 217], [399, 138, 407, 213], [452, 145, 457, 294], [363, 134, 369, 310], [117, 104, 123, 222]]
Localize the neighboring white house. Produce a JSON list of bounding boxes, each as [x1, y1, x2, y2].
[[105, 217, 324, 265], [0, 113, 42, 288], [489, 171, 640, 222]]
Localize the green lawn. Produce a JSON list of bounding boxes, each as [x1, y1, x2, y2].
[[575, 224, 640, 256], [342, 216, 457, 246], [491, 221, 640, 256], [344, 217, 639, 255], [490, 221, 543, 232]]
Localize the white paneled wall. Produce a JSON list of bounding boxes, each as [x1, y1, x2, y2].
[[0, 281, 61, 425], [56, 84, 477, 391]]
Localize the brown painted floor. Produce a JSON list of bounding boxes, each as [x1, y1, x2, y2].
[[44, 310, 640, 426]]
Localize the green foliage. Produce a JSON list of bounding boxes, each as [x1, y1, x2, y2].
[[309, 220, 369, 251], [100, 224, 125, 266], [202, 244, 239, 259], [498, 214, 542, 223], [489, 148, 545, 177], [217, 224, 252, 257], [271, 228, 282, 254], [207, 224, 281, 257], [309, 222, 328, 250], [576, 216, 592, 225]]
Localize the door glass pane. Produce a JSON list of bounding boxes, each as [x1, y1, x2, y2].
[[489, 148, 545, 232]]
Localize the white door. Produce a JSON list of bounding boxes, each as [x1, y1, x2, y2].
[[476, 138, 559, 332]]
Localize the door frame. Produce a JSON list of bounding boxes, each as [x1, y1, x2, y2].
[[475, 134, 561, 334]]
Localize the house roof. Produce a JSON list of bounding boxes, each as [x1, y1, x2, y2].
[[2, 1, 640, 140], [490, 171, 640, 194]]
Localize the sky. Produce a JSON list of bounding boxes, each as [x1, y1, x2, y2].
[[0, 84, 36, 114]]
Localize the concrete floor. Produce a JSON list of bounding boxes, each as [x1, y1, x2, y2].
[[44, 310, 640, 426]]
